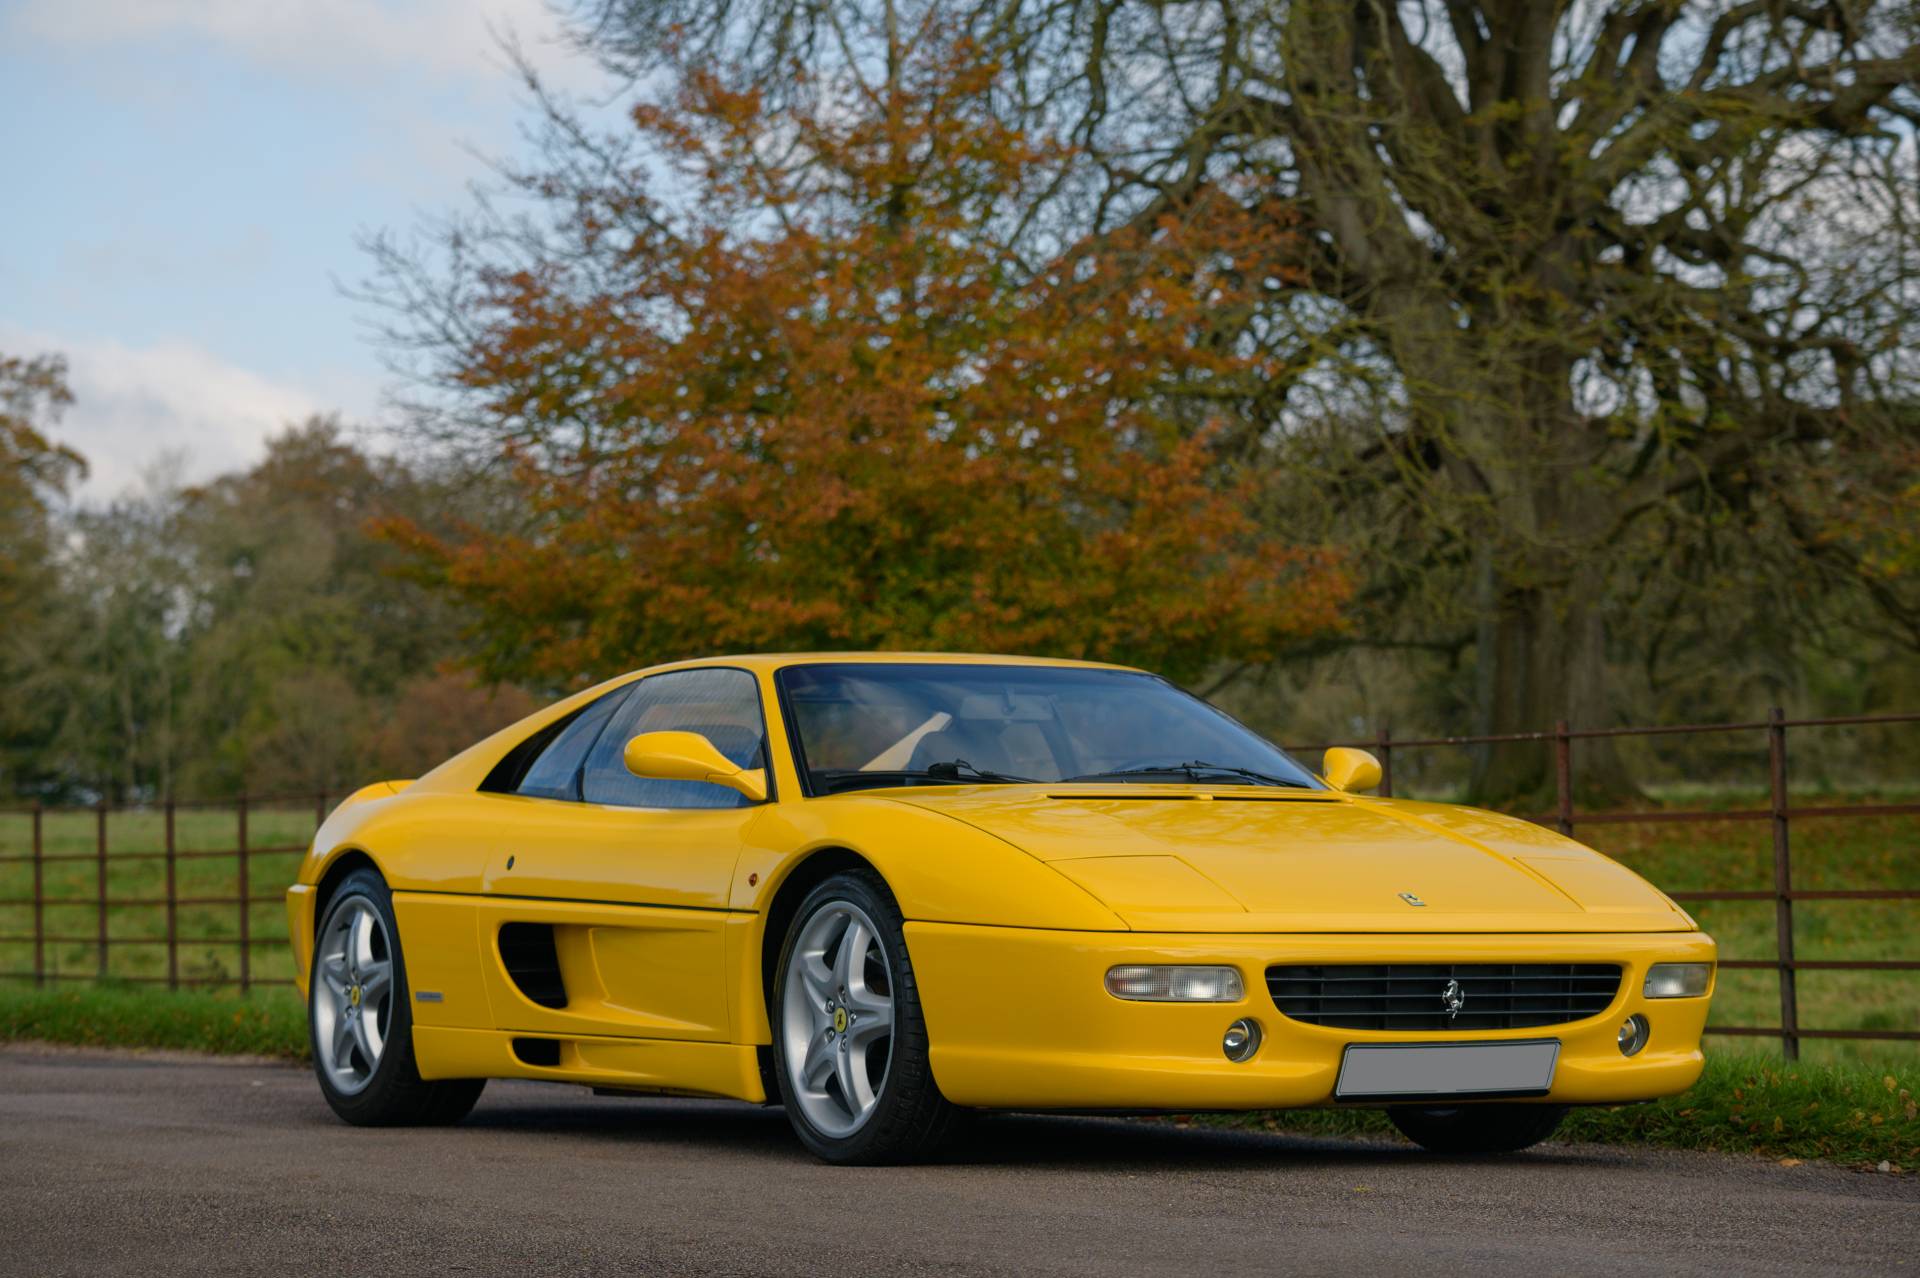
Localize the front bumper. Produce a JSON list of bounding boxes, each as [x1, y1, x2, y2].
[[906, 923, 1715, 1110]]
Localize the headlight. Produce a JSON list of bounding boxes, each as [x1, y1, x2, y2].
[[1643, 963, 1713, 998], [1104, 965, 1245, 1002]]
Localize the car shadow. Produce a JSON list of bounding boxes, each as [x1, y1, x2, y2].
[[455, 1085, 1610, 1171], [949, 1112, 1609, 1171]]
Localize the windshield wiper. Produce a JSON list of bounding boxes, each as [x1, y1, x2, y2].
[[812, 761, 1035, 794], [920, 759, 1036, 783], [1063, 760, 1312, 789]]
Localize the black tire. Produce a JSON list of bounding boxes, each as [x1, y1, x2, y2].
[[309, 868, 485, 1126], [769, 869, 964, 1164], [1388, 1102, 1567, 1154]]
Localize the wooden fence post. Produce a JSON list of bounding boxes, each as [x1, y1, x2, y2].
[[1554, 720, 1574, 837], [1375, 726, 1394, 798], [31, 802, 44, 986], [237, 796, 250, 995], [165, 800, 178, 991], [1769, 707, 1801, 1061], [96, 802, 108, 980]]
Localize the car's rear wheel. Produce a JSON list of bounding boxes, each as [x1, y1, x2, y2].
[[771, 869, 962, 1164], [1388, 1102, 1567, 1154], [310, 868, 485, 1126]]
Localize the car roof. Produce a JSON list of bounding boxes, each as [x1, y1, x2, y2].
[[628, 652, 1146, 678]]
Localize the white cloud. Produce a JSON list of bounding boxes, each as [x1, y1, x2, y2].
[[5, 0, 594, 90], [2, 328, 378, 500]]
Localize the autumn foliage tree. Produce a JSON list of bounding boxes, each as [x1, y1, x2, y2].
[[0, 353, 85, 793], [371, 31, 1349, 687], [0, 353, 82, 613]]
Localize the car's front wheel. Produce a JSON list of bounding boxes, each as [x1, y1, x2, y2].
[[1388, 1102, 1567, 1154], [770, 870, 962, 1164], [310, 867, 485, 1126]]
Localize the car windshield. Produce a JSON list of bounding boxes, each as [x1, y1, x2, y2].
[[777, 663, 1322, 795]]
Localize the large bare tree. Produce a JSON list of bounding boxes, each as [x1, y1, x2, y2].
[[558, 1, 1920, 797]]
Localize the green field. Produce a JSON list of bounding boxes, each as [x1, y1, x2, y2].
[[0, 805, 317, 990], [1577, 803, 1916, 1066], [0, 795, 1913, 1065]]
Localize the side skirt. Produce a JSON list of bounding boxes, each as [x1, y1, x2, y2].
[[412, 1025, 768, 1102]]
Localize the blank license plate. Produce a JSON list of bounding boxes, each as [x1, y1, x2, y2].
[[1335, 1040, 1560, 1101]]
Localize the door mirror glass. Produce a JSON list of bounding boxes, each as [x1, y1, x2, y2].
[[1322, 747, 1382, 794], [623, 730, 769, 803]]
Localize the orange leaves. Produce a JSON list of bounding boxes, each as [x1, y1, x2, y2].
[[1, 353, 85, 503], [383, 29, 1349, 685]]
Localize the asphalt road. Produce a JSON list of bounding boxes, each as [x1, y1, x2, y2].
[[2, 1047, 1914, 1277]]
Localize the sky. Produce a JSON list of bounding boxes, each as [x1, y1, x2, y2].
[[0, 0, 611, 499]]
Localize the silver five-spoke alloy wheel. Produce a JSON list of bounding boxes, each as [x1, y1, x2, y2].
[[312, 896, 394, 1095], [780, 900, 895, 1137]]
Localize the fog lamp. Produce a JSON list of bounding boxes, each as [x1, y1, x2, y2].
[[1222, 1018, 1262, 1063], [1643, 963, 1712, 999], [1104, 965, 1244, 1002], [1617, 1013, 1650, 1057]]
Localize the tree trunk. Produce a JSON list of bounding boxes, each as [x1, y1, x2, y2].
[[1357, 267, 1646, 809], [1469, 563, 1640, 808], [1457, 338, 1642, 809]]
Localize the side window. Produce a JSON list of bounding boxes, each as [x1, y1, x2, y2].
[[580, 668, 767, 810], [511, 685, 633, 801]]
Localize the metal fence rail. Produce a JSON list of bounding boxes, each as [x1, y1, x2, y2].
[[1290, 708, 1920, 1058], [0, 792, 332, 993], [3, 709, 1915, 1057]]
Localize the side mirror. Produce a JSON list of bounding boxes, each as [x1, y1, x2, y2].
[[623, 731, 768, 803], [1323, 747, 1382, 794]]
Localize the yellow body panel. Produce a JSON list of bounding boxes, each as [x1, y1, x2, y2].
[[466, 895, 731, 1041], [880, 786, 1691, 933], [287, 651, 1717, 1114]]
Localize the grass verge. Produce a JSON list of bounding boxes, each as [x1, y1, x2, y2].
[[0, 984, 307, 1060], [1212, 1052, 1918, 1170]]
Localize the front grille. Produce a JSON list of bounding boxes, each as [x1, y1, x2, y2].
[[1265, 963, 1621, 1031]]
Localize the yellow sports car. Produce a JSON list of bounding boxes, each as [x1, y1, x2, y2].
[[287, 653, 1715, 1163]]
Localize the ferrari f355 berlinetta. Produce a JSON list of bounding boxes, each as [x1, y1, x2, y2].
[[288, 654, 1714, 1163]]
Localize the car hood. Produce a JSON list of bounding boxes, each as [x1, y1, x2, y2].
[[886, 785, 1691, 933]]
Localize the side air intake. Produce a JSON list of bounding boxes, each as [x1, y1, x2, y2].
[[498, 923, 568, 1009], [511, 1037, 562, 1067]]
